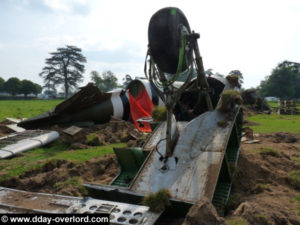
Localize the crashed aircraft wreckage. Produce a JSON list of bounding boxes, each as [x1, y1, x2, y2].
[[2, 7, 243, 224]]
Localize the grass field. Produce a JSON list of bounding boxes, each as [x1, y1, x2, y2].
[[0, 142, 126, 182], [247, 114, 300, 133], [0, 99, 63, 122]]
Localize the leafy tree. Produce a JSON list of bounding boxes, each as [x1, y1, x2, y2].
[[229, 70, 244, 85], [91, 70, 119, 92], [257, 61, 299, 99], [0, 77, 5, 92], [4, 77, 21, 96], [20, 80, 36, 97], [40, 45, 87, 98], [34, 83, 43, 96], [39, 65, 57, 95]]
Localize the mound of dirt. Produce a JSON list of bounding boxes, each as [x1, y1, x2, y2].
[[226, 133, 300, 224], [0, 155, 119, 196], [262, 132, 298, 143], [183, 198, 226, 225], [52, 118, 149, 149]]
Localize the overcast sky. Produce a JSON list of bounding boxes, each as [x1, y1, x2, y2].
[[0, 0, 299, 90]]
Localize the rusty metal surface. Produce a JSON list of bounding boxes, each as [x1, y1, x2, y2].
[[130, 110, 237, 203]]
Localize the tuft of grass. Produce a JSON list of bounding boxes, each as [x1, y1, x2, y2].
[[246, 114, 300, 134], [152, 107, 167, 121], [259, 183, 268, 190], [86, 133, 98, 142], [258, 147, 279, 157], [226, 217, 249, 225], [226, 75, 240, 87], [141, 189, 171, 212], [54, 177, 88, 196], [290, 194, 300, 203], [287, 171, 300, 190], [217, 119, 228, 128], [217, 90, 242, 113]]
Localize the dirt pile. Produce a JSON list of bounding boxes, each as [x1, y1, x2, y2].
[[226, 133, 300, 224], [53, 118, 149, 149], [183, 198, 226, 225], [0, 155, 119, 197]]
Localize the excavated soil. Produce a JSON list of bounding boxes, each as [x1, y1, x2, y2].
[[1, 154, 119, 197], [52, 118, 149, 148], [226, 132, 300, 225]]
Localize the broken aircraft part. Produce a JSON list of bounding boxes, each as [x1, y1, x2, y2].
[[18, 79, 164, 129], [4, 6, 244, 222], [85, 6, 243, 216], [0, 130, 59, 159]]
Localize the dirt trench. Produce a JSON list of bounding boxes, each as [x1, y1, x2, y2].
[[1, 155, 119, 197]]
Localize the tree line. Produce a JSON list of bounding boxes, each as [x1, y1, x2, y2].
[[0, 77, 42, 97], [257, 60, 300, 99]]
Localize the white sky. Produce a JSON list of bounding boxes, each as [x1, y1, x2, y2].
[[0, 0, 300, 90]]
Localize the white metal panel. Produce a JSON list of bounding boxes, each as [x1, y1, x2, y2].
[[110, 92, 124, 119], [0, 131, 59, 159]]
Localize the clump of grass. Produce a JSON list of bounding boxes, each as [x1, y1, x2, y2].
[[217, 119, 228, 128], [226, 217, 249, 225], [152, 107, 167, 121], [54, 177, 88, 196], [259, 183, 268, 190], [290, 194, 300, 203], [86, 133, 98, 142], [258, 147, 279, 157], [141, 188, 171, 212], [86, 133, 100, 146], [287, 171, 300, 190], [217, 90, 242, 113], [226, 74, 241, 88]]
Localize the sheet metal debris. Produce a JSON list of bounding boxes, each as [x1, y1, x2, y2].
[[0, 130, 59, 159], [0, 187, 160, 224]]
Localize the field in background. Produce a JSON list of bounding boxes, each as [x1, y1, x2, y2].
[[247, 114, 300, 134], [0, 99, 63, 122]]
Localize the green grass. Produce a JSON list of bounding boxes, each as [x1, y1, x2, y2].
[[0, 99, 63, 122], [0, 141, 126, 182], [246, 114, 300, 133], [54, 177, 88, 196], [226, 217, 249, 225], [142, 189, 171, 212], [258, 147, 280, 157], [287, 171, 300, 190]]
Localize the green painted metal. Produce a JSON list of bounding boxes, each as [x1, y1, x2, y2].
[[212, 108, 243, 215], [111, 147, 149, 187]]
